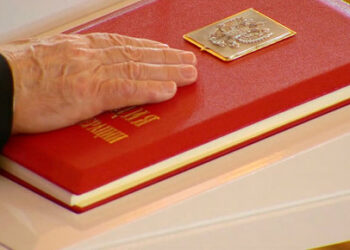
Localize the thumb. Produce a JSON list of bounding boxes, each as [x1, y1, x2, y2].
[[96, 79, 177, 111]]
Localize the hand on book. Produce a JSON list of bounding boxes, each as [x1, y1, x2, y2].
[[0, 33, 198, 134]]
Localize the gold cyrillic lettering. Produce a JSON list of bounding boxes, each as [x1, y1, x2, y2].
[[111, 106, 136, 119], [131, 114, 160, 127], [80, 118, 101, 128], [87, 123, 107, 133], [122, 108, 150, 121], [94, 127, 115, 138], [80, 118, 128, 144], [106, 133, 128, 143]]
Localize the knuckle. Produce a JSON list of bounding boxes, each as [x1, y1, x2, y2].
[[31, 43, 50, 57], [86, 33, 126, 47], [57, 40, 75, 49], [124, 61, 142, 79], [32, 43, 48, 51], [116, 80, 138, 99], [161, 49, 167, 63], [122, 45, 143, 61], [106, 33, 125, 46], [85, 32, 105, 40], [54, 34, 79, 41], [85, 32, 108, 44], [108, 33, 123, 43], [70, 47, 88, 57]]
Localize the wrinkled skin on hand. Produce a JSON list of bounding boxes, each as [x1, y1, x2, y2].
[[0, 33, 198, 134]]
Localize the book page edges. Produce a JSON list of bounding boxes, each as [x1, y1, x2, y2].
[[1, 85, 349, 208], [0, 156, 73, 204]]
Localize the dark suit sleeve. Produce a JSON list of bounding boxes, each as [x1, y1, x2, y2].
[[0, 53, 14, 151]]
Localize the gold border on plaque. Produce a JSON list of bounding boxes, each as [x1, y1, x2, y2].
[[183, 8, 296, 61]]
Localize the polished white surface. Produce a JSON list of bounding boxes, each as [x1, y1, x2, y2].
[[0, 1, 349, 249], [1, 106, 349, 250], [0, 0, 124, 43], [76, 195, 350, 250]]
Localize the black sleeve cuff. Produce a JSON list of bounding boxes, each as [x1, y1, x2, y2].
[[0, 53, 14, 151]]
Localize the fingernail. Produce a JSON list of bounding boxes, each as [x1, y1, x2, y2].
[[180, 65, 197, 81], [163, 81, 177, 95], [180, 52, 197, 65], [157, 43, 169, 48]]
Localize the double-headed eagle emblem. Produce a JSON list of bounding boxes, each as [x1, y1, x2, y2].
[[209, 17, 273, 48]]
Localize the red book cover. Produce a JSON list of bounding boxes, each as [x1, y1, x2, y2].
[[1, 0, 350, 213]]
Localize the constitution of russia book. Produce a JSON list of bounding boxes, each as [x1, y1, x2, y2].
[[1, 0, 349, 213]]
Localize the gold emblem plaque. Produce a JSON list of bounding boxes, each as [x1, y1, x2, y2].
[[183, 8, 296, 61]]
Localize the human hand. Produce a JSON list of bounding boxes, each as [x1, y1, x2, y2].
[[0, 33, 197, 134]]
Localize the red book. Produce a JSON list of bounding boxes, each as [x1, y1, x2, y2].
[[1, 0, 349, 213]]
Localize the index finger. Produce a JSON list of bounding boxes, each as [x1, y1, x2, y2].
[[83, 33, 169, 49]]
